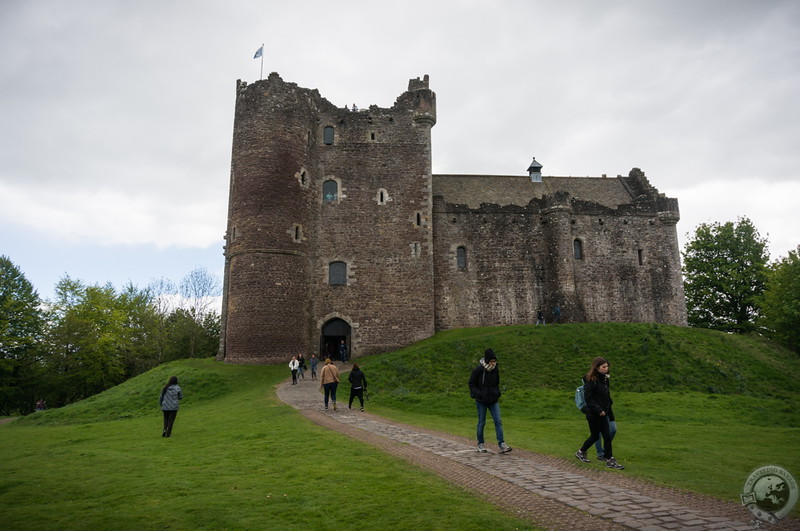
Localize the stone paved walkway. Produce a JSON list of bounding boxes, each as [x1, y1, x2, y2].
[[277, 363, 797, 530]]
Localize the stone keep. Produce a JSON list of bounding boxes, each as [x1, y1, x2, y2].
[[218, 73, 687, 364]]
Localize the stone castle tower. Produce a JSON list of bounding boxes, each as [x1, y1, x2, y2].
[[218, 73, 687, 364]]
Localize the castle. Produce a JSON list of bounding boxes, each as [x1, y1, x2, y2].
[[217, 73, 687, 364]]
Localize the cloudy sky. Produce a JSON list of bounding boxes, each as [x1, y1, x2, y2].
[[1, 0, 798, 300]]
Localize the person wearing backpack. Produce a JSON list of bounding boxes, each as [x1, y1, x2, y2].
[[574, 357, 624, 470]]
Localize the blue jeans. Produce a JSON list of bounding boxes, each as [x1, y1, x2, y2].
[[323, 382, 338, 407], [475, 400, 505, 445], [595, 420, 617, 457]]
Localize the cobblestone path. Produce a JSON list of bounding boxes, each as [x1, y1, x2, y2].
[[277, 364, 797, 530]]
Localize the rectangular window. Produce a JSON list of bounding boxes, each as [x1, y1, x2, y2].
[[323, 126, 334, 145], [329, 261, 347, 285]]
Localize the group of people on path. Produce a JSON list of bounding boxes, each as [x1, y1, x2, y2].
[[316, 358, 368, 411], [469, 348, 623, 469], [156, 346, 621, 470], [289, 354, 321, 383]]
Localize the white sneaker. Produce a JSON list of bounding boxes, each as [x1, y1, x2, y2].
[[499, 442, 512, 453], [477, 443, 488, 453]]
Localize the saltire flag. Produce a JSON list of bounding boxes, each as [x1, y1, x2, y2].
[[253, 45, 263, 59]]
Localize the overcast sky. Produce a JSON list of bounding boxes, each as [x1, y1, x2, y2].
[[1, 0, 798, 300]]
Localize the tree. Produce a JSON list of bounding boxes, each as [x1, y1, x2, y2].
[[682, 217, 769, 333], [178, 267, 221, 357], [759, 248, 800, 352], [0, 256, 45, 414]]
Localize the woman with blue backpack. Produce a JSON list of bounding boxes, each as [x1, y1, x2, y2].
[[574, 357, 624, 470]]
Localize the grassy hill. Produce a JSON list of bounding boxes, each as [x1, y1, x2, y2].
[[1, 359, 536, 530], [347, 323, 800, 509], [2, 322, 798, 527], [362, 322, 799, 398]]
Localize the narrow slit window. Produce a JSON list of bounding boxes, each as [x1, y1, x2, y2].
[[456, 246, 467, 270], [415, 212, 422, 226], [323, 180, 338, 202], [638, 249, 644, 266], [573, 239, 583, 260], [329, 261, 347, 285]]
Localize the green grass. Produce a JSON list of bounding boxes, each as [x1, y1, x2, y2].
[[0, 359, 537, 530], [2, 322, 799, 527], [346, 323, 800, 514]]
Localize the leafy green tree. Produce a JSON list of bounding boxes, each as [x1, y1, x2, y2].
[[0, 256, 45, 414], [682, 217, 769, 333], [759, 249, 800, 352], [42, 278, 161, 405]]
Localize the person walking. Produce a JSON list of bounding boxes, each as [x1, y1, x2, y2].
[[594, 364, 617, 461], [536, 309, 545, 325], [159, 376, 183, 438], [468, 349, 512, 454], [575, 357, 624, 469], [297, 354, 307, 380], [338, 340, 348, 363], [348, 363, 368, 411], [319, 358, 340, 410], [310, 354, 319, 380], [289, 356, 299, 385]]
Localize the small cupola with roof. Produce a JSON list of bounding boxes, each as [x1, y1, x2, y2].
[[527, 157, 543, 182]]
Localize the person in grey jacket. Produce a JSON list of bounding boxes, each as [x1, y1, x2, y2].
[[160, 376, 183, 438]]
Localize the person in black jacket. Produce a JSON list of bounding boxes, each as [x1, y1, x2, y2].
[[468, 349, 512, 454], [348, 363, 367, 411], [575, 357, 624, 469]]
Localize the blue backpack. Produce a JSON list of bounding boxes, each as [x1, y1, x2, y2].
[[574, 383, 587, 412]]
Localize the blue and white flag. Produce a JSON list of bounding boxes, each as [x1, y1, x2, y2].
[[253, 45, 263, 59]]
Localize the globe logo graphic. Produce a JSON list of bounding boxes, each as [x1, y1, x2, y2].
[[753, 475, 789, 512], [741, 465, 797, 524]]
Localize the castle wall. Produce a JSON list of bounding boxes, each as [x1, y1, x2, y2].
[[310, 80, 437, 357], [432, 174, 688, 329], [220, 74, 687, 365]]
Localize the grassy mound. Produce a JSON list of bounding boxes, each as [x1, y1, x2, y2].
[[363, 322, 798, 398], [346, 323, 799, 508]]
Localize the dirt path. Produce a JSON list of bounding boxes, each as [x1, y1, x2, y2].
[[277, 363, 798, 530]]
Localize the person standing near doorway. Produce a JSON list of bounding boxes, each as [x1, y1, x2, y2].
[[310, 354, 319, 380], [338, 340, 348, 363], [319, 358, 340, 410]]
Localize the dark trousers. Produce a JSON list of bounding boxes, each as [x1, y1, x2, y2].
[[323, 382, 338, 407], [349, 387, 364, 408], [291, 369, 298, 384], [162, 409, 178, 437], [580, 414, 613, 458]]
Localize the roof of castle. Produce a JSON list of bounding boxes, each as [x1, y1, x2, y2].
[[431, 174, 635, 209]]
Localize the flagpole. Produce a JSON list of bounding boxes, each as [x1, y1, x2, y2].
[[260, 43, 264, 80]]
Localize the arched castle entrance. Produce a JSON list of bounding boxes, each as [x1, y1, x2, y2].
[[319, 318, 351, 361]]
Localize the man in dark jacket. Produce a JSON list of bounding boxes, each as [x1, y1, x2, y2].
[[468, 349, 512, 454]]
